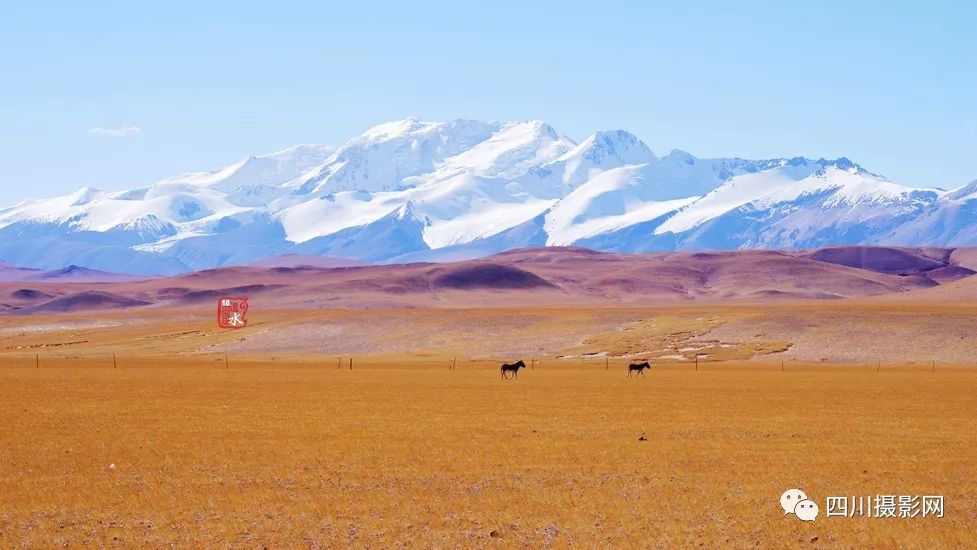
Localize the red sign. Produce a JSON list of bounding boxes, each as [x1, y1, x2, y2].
[[217, 297, 249, 329]]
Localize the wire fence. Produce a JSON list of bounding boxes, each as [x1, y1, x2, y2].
[[0, 352, 962, 373]]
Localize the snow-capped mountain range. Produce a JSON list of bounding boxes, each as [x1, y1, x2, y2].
[[1, 118, 974, 275]]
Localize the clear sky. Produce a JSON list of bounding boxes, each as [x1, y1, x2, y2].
[[1, 1, 975, 204]]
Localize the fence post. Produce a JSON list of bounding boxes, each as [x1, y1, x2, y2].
[[349, 358, 353, 370], [224, 352, 229, 369], [35, 353, 39, 369], [338, 357, 342, 370]]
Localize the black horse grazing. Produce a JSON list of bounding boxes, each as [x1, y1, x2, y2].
[[501, 360, 527, 379], [628, 361, 651, 377]]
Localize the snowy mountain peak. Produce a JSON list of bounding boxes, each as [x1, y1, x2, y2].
[[521, 120, 561, 139], [525, 130, 657, 195], [573, 130, 655, 164], [395, 201, 420, 221], [663, 149, 696, 163], [159, 144, 336, 195], [353, 118, 501, 146], [68, 186, 104, 206], [782, 156, 873, 177], [829, 156, 855, 171], [439, 120, 575, 179], [297, 118, 504, 195], [946, 178, 977, 201], [0, 117, 970, 275], [266, 144, 338, 162], [358, 117, 428, 140]]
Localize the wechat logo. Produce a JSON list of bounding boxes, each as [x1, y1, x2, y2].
[[781, 488, 819, 521]]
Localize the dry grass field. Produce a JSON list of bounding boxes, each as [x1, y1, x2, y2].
[[2, 294, 977, 547], [1, 353, 975, 547]]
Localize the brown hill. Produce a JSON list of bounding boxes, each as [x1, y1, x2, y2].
[[27, 291, 150, 313], [0, 261, 43, 282], [1, 246, 974, 314]]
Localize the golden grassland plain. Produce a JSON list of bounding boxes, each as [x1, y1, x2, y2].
[[1, 303, 976, 547], [1, 358, 975, 548]]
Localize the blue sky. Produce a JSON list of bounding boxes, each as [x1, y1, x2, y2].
[[1, 1, 974, 204]]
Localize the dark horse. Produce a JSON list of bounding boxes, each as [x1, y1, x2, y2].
[[501, 360, 527, 379], [628, 361, 651, 377]]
